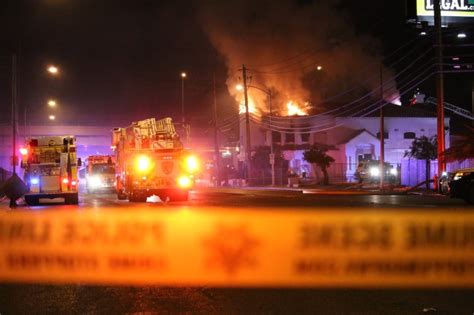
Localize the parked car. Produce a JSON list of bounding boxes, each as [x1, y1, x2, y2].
[[448, 167, 474, 204], [354, 160, 398, 184]]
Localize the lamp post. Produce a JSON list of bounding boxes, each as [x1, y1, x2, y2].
[[180, 72, 187, 144]]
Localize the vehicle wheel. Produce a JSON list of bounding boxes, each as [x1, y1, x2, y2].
[[25, 195, 39, 206], [466, 185, 474, 204], [169, 191, 189, 202], [65, 193, 79, 205]]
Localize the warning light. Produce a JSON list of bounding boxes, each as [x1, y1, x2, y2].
[[185, 155, 199, 173], [62, 178, 69, 184], [30, 177, 39, 185], [136, 155, 152, 172], [71, 180, 77, 186], [19, 148, 28, 155]]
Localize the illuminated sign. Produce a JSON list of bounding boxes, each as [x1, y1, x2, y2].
[[1, 208, 474, 287], [416, 0, 474, 24]]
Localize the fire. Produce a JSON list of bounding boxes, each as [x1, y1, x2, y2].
[[286, 101, 307, 116], [239, 96, 257, 114]]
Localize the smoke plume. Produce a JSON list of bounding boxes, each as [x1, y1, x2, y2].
[[197, 0, 400, 116]]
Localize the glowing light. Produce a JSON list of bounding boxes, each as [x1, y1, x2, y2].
[[181, 72, 187, 78], [369, 167, 380, 177], [185, 155, 199, 173], [286, 101, 307, 116], [62, 178, 69, 184], [71, 180, 77, 186], [19, 148, 28, 155], [88, 176, 102, 188], [457, 33, 467, 39], [390, 168, 397, 176], [178, 176, 192, 188], [316, 65, 322, 71], [136, 155, 151, 172], [49, 115, 55, 120], [48, 100, 56, 107], [236, 84, 244, 91], [420, 31, 427, 36], [239, 96, 257, 114], [30, 177, 39, 185], [47, 65, 59, 74]]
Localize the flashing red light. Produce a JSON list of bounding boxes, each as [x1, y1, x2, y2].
[[62, 178, 69, 184], [19, 148, 28, 155]]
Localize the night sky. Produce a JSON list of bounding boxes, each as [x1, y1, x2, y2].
[[0, 0, 473, 132]]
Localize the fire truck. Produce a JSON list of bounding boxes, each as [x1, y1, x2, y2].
[[113, 117, 198, 202], [85, 155, 116, 193], [20, 136, 80, 205]]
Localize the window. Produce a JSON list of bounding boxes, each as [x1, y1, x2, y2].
[[285, 133, 295, 143], [272, 131, 281, 143], [301, 133, 310, 142], [376, 132, 389, 139], [404, 132, 416, 139]]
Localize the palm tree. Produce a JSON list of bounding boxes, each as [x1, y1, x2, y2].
[[303, 146, 335, 185], [404, 136, 437, 190]]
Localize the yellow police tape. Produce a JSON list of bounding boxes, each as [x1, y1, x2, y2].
[[1, 207, 474, 287]]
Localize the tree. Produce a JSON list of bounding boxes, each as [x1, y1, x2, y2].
[[303, 146, 335, 185], [404, 136, 437, 190]]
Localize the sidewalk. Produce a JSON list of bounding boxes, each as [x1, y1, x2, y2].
[[197, 183, 412, 196]]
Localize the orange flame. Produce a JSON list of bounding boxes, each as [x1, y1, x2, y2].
[[286, 101, 307, 116]]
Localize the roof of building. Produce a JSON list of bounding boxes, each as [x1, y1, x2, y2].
[[356, 104, 438, 118], [336, 129, 377, 145]]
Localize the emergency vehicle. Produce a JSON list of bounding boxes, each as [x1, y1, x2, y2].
[[20, 136, 80, 205], [113, 117, 199, 202], [85, 155, 116, 193]]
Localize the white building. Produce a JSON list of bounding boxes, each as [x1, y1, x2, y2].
[[239, 105, 450, 182]]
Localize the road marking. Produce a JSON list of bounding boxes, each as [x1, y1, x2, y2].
[[1, 208, 474, 287]]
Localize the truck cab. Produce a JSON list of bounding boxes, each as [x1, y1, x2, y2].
[[85, 155, 116, 193]]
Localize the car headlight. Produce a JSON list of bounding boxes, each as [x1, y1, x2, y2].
[[136, 155, 152, 172], [89, 176, 102, 188], [177, 175, 192, 188], [369, 167, 380, 177], [185, 155, 199, 173], [453, 172, 470, 181], [390, 168, 397, 176]]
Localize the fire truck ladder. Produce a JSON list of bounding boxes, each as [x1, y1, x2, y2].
[[425, 97, 474, 121]]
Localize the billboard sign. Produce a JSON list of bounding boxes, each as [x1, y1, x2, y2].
[[416, 0, 474, 25]]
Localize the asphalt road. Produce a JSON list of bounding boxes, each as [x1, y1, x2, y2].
[[1, 189, 473, 314]]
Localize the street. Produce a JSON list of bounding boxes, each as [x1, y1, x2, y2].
[[1, 189, 473, 314]]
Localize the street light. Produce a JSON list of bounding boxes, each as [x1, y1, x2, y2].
[[47, 65, 59, 75], [48, 99, 57, 107], [49, 115, 55, 120], [235, 83, 275, 186], [316, 65, 322, 71]]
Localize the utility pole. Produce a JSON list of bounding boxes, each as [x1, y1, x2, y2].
[[213, 73, 220, 186], [269, 90, 275, 186], [11, 54, 17, 175], [242, 65, 252, 184], [434, 0, 446, 182], [379, 65, 385, 190], [181, 72, 187, 145]]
